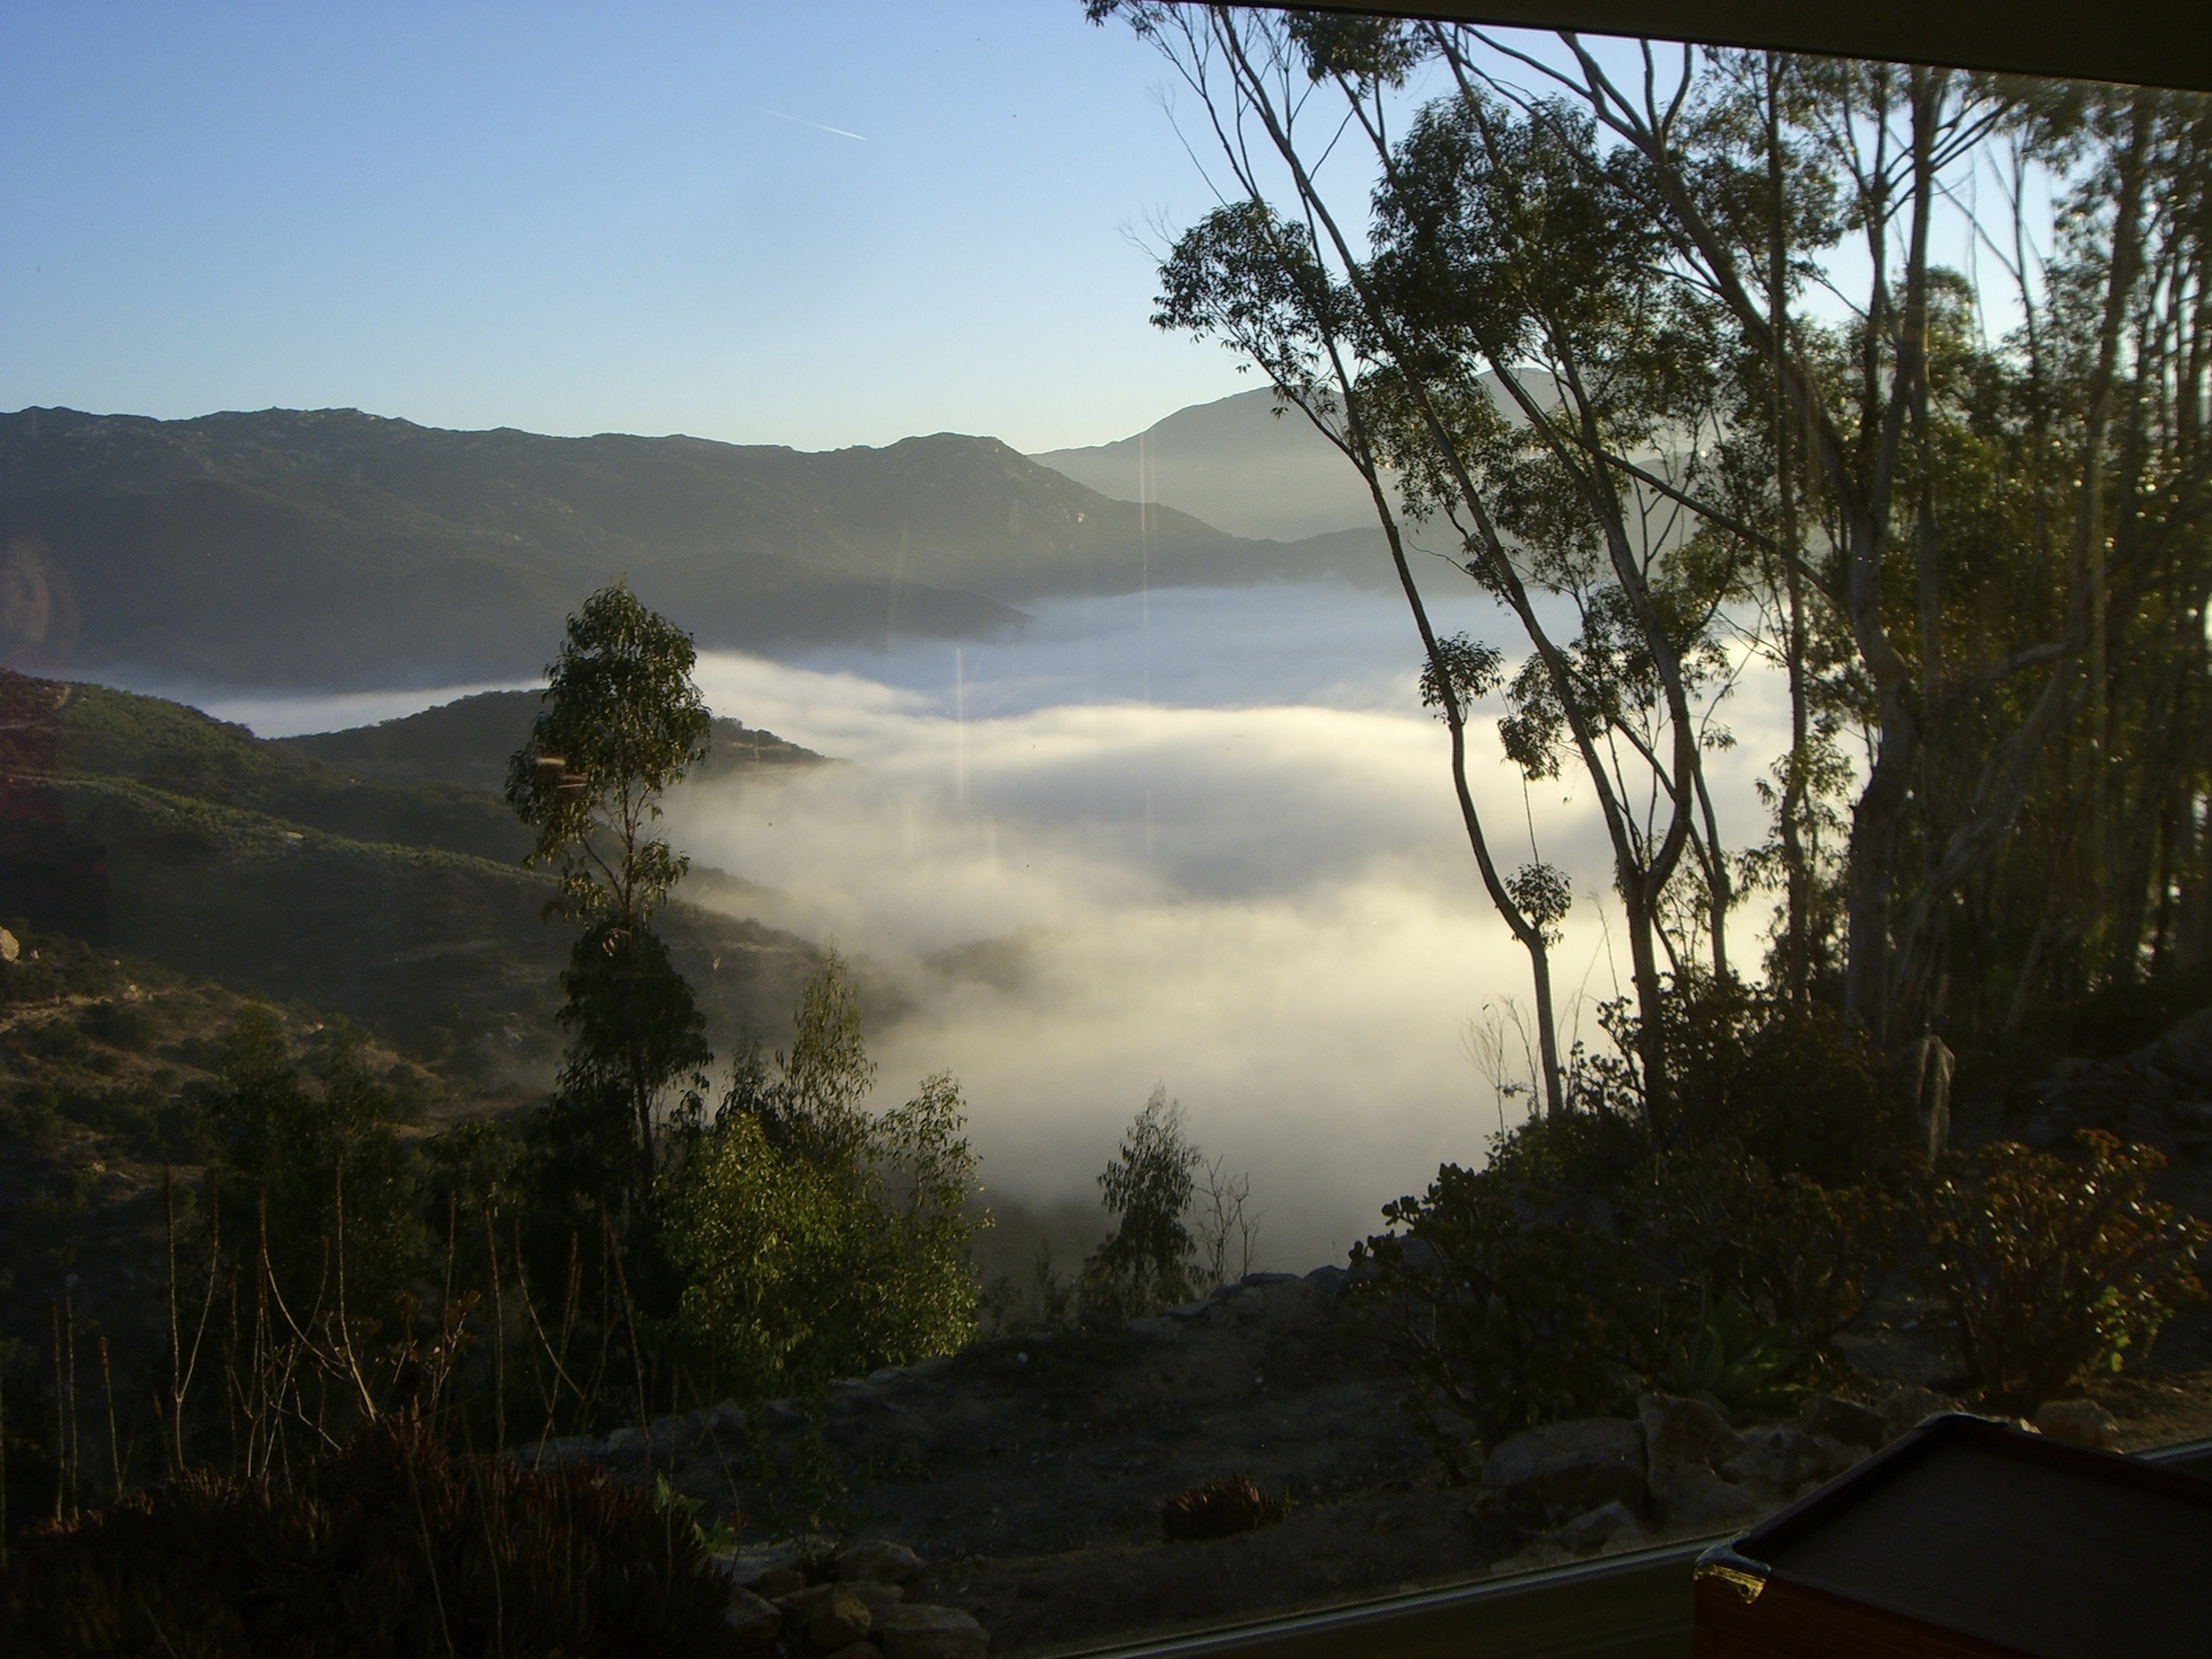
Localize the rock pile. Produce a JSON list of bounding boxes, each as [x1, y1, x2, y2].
[[2000, 1005, 2212, 1158], [1482, 1383, 1965, 1565], [711, 1539, 989, 1659]]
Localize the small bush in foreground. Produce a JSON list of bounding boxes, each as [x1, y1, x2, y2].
[[1923, 1129, 2209, 1411], [1159, 1474, 1286, 1540], [1357, 1150, 1655, 1460], [0, 1424, 741, 1658]]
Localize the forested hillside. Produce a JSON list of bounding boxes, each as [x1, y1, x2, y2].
[[0, 671, 818, 1081]]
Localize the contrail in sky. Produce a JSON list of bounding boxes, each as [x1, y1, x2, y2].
[[763, 108, 868, 142]]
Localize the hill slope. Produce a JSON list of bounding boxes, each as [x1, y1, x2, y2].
[[0, 672, 816, 1081], [0, 407, 1372, 689], [275, 687, 822, 798]]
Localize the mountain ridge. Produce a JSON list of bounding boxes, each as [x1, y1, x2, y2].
[[0, 406, 1380, 690]]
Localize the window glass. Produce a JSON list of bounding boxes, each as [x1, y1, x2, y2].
[[1, 5, 2207, 1655]]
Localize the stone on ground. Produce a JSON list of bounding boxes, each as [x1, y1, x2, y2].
[[1795, 1394, 1885, 1450], [1876, 1384, 1955, 1442], [1481, 1417, 1647, 1514], [837, 1537, 926, 1584], [1636, 1393, 1744, 1496], [1552, 1499, 1641, 1553], [808, 1586, 874, 1651], [720, 1586, 783, 1649], [879, 1602, 993, 1659], [2034, 1398, 2123, 1451], [1653, 1462, 1766, 1533]]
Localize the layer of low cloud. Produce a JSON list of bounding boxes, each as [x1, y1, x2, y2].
[[673, 588, 1790, 1271]]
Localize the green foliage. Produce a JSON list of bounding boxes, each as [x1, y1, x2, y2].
[[1416, 632, 1506, 723], [1923, 1130, 2211, 1410], [1617, 978, 1909, 1187], [1362, 1097, 1904, 1463], [0, 1425, 740, 1657], [1357, 1148, 1655, 1459], [204, 1006, 424, 1330], [750, 949, 877, 1164], [543, 919, 712, 1215], [1650, 1288, 1803, 1421], [1626, 1141, 1901, 1353], [510, 585, 715, 1224], [664, 960, 981, 1400], [506, 581, 711, 932], [1079, 1087, 1204, 1318]]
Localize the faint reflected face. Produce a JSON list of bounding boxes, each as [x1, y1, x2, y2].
[[2, 540, 55, 647], [0, 535, 76, 670]]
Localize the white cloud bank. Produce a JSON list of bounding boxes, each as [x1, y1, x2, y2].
[[672, 591, 1785, 1270]]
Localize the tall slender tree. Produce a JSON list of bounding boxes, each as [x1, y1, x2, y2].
[[508, 582, 713, 1213]]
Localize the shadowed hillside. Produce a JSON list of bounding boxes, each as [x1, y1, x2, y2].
[[276, 687, 823, 796], [0, 407, 1379, 689], [0, 672, 818, 1082]]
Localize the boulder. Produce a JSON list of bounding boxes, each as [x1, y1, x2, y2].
[[1654, 1463, 1767, 1533], [1720, 1425, 1838, 1496], [721, 1587, 783, 1650], [2152, 1007, 2212, 1088], [1875, 1384, 1955, 1443], [1636, 1393, 1744, 1496], [879, 1603, 992, 1659], [808, 1587, 872, 1652], [756, 1566, 809, 1599], [836, 1538, 925, 1585], [709, 1542, 797, 1590], [1552, 1500, 1640, 1554], [1481, 1417, 1647, 1515], [779, 1580, 903, 1621], [1796, 1394, 1885, 1450], [2034, 1398, 2123, 1452], [529, 1435, 600, 1467]]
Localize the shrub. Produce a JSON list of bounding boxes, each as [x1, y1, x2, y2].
[[1357, 1148, 1655, 1458], [1644, 979, 1908, 1187], [0, 1424, 740, 1657], [1628, 1141, 1900, 1353], [1159, 1474, 1286, 1540], [78, 999, 154, 1053], [665, 1048, 981, 1399], [0, 1083, 61, 1148], [1923, 1129, 2210, 1410], [1079, 1087, 1206, 1318]]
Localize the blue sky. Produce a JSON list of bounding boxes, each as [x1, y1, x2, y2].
[[0, 1, 1263, 452]]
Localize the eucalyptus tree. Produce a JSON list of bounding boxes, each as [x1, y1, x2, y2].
[[1108, 4, 2212, 1100], [508, 581, 714, 1212], [1107, 4, 1741, 1125], [1443, 42, 2180, 1047]]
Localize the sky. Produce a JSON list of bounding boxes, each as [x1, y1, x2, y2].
[[0, 0, 1260, 453], [1, 4, 2029, 457]]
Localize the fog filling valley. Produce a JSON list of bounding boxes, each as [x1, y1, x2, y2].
[[209, 580, 1790, 1274]]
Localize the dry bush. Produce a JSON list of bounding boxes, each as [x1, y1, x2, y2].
[[0, 1423, 741, 1658], [1923, 1129, 2210, 1411], [1159, 1474, 1286, 1541]]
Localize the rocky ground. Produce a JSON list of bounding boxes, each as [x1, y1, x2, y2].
[[520, 1013, 2212, 1659], [525, 1264, 2212, 1658]]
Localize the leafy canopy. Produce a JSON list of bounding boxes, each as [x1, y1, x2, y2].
[[506, 582, 710, 929]]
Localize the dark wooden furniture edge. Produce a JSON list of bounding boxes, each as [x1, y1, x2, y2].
[[1216, 0, 2212, 93], [1048, 1430, 2212, 1659]]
